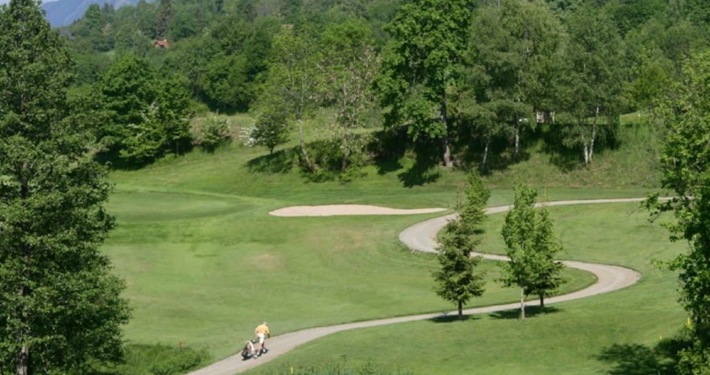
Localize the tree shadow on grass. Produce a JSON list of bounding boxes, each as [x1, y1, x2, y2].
[[397, 138, 442, 187], [246, 148, 296, 174], [595, 335, 691, 375], [429, 314, 480, 323], [489, 305, 561, 320]]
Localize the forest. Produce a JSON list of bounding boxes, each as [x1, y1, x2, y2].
[[57, 0, 710, 178]]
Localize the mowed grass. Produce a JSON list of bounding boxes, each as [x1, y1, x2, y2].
[[244, 203, 686, 375], [104, 123, 670, 364], [104, 189, 594, 361]]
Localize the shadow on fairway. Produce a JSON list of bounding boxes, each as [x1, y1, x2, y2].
[[428, 314, 480, 323], [595, 336, 691, 375], [247, 148, 295, 174], [489, 305, 561, 320]]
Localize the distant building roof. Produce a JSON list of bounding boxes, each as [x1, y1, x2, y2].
[[153, 39, 170, 48]]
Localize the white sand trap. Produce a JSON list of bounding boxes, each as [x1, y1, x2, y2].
[[269, 205, 447, 217]]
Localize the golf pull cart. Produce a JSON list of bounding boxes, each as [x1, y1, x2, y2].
[[241, 339, 268, 360]]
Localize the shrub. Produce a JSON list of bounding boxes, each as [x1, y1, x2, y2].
[[194, 116, 232, 152]]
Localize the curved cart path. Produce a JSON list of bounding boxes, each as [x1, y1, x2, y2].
[[189, 198, 647, 375]]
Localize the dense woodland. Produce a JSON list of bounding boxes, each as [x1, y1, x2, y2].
[[61, 0, 710, 174]]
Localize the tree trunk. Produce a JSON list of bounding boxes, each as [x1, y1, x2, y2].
[[341, 133, 351, 172], [442, 136, 452, 167], [458, 301, 463, 320], [583, 143, 589, 165], [298, 119, 315, 173], [441, 96, 452, 167], [482, 137, 490, 167], [539, 294, 545, 310], [17, 345, 28, 375], [17, 163, 29, 375], [520, 286, 526, 320], [514, 122, 520, 157]]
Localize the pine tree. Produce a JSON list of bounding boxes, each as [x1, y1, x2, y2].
[[433, 220, 486, 320], [433, 170, 489, 320], [0, 0, 130, 373]]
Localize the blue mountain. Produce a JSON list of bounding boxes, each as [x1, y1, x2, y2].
[[42, 0, 140, 27]]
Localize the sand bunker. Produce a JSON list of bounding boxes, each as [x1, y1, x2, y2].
[[269, 205, 447, 217]]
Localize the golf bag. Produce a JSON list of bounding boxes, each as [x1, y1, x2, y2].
[[241, 339, 268, 360]]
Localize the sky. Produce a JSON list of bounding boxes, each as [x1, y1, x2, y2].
[[0, 0, 60, 4]]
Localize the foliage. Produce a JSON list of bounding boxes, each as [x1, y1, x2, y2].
[[194, 116, 232, 153], [555, 5, 624, 165], [460, 169, 490, 235], [648, 50, 710, 375], [97, 55, 193, 166], [252, 105, 289, 154], [375, 0, 476, 167], [499, 184, 565, 318], [320, 19, 379, 172], [0, 0, 130, 372], [433, 171, 489, 319]]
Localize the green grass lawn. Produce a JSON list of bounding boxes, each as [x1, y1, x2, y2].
[[104, 119, 672, 368], [243, 203, 686, 375]]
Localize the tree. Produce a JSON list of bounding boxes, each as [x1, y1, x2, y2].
[[0, 0, 130, 373], [98, 55, 192, 165], [320, 19, 379, 171], [252, 105, 290, 154], [460, 170, 490, 235], [434, 220, 486, 320], [556, 6, 624, 165], [375, 0, 476, 167], [434, 170, 489, 320], [499, 184, 538, 319], [260, 26, 323, 173], [647, 51, 710, 374], [528, 204, 565, 309], [469, 0, 560, 161]]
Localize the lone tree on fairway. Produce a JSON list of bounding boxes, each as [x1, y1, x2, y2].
[[0, 0, 130, 373], [434, 171, 489, 320], [499, 184, 566, 319]]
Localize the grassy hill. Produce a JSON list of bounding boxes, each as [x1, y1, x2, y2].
[[103, 115, 676, 373]]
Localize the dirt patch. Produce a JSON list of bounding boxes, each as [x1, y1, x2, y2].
[[269, 205, 447, 217], [249, 254, 285, 271]]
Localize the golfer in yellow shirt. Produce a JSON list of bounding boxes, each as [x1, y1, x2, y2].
[[254, 321, 270, 356]]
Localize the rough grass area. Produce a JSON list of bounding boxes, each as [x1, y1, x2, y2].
[[243, 203, 685, 375]]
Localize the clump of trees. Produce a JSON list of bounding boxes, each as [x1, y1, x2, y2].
[[58, 0, 710, 172], [434, 175, 565, 320]]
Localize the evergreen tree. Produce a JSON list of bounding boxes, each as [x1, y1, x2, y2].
[[434, 220, 486, 320], [433, 170, 489, 320], [460, 170, 490, 235], [0, 0, 130, 373]]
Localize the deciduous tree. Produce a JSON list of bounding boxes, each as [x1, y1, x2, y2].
[[647, 50, 710, 374], [375, 0, 476, 167]]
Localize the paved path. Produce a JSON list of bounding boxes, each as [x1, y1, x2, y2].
[[188, 198, 646, 375]]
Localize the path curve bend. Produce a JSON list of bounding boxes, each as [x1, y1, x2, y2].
[[189, 198, 645, 375]]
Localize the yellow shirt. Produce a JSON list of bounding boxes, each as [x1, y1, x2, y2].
[[255, 324, 270, 336]]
